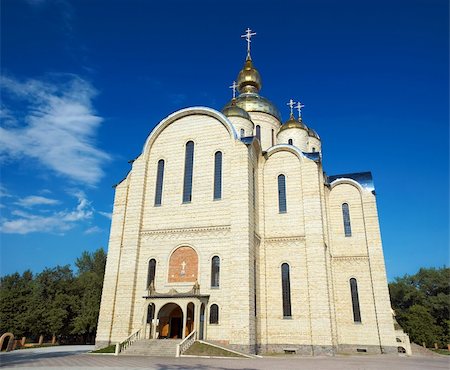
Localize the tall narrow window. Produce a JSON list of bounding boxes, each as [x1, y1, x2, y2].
[[272, 129, 275, 146], [211, 256, 220, 287], [342, 203, 352, 237], [281, 263, 292, 318], [183, 141, 194, 203], [252, 168, 256, 208], [288, 139, 293, 145], [350, 278, 361, 323], [240, 128, 245, 137], [209, 304, 219, 324], [154, 159, 165, 206], [256, 125, 261, 141], [278, 174, 287, 213], [213, 151, 222, 200], [147, 259, 156, 288]]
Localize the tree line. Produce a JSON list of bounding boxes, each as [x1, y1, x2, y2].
[[389, 266, 449, 348], [0, 248, 106, 344]]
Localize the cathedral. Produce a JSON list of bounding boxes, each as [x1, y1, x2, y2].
[[96, 29, 404, 355]]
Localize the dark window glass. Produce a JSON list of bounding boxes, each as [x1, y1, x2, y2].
[[342, 203, 352, 237], [209, 304, 219, 324], [183, 141, 194, 203], [288, 139, 293, 145], [252, 168, 256, 208], [240, 128, 245, 137], [281, 263, 292, 317], [278, 174, 287, 213], [312, 147, 316, 152], [272, 129, 275, 146], [211, 256, 220, 287], [256, 125, 261, 141], [147, 259, 156, 288], [154, 159, 165, 206], [214, 152, 222, 200], [350, 278, 361, 323]]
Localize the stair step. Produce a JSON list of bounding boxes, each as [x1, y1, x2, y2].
[[120, 339, 183, 357]]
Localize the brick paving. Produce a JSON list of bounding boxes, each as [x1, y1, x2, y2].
[[0, 346, 449, 369]]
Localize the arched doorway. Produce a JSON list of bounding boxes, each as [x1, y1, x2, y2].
[[157, 303, 183, 339], [146, 303, 155, 339], [199, 303, 205, 340], [186, 302, 195, 337]]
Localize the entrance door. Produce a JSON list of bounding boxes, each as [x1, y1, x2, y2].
[[169, 317, 182, 338], [157, 303, 183, 339]]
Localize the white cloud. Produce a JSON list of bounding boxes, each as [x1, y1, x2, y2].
[[98, 211, 112, 219], [15, 195, 60, 208], [84, 226, 102, 234], [0, 191, 93, 234], [0, 75, 110, 186], [0, 185, 12, 198]]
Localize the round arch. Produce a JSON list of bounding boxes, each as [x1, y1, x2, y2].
[[157, 303, 184, 339], [167, 245, 198, 283], [142, 107, 239, 158]]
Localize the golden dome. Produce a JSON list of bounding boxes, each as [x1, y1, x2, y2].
[[222, 99, 252, 120], [237, 57, 262, 94], [223, 94, 281, 121], [279, 116, 308, 132]]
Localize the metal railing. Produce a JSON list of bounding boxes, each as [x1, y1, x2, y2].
[[176, 330, 196, 357], [115, 328, 141, 355]]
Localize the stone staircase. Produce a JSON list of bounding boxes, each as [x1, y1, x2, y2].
[[120, 339, 182, 357]]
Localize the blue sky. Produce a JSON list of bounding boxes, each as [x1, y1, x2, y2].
[[1, 0, 448, 280]]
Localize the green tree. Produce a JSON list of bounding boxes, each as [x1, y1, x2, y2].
[[71, 248, 106, 343], [389, 267, 450, 347]]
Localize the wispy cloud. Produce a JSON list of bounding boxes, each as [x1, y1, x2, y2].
[[0, 185, 12, 198], [15, 195, 60, 208], [1, 191, 93, 234], [84, 226, 102, 234], [98, 211, 112, 219], [0, 75, 110, 186]]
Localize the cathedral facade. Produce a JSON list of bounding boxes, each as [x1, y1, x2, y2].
[[96, 34, 399, 355]]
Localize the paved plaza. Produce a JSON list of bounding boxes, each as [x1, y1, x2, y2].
[[0, 345, 449, 370]]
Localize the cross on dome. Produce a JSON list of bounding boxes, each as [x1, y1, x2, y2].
[[287, 99, 295, 117], [295, 101, 305, 118], [229, 81, 237, 99], [241, 28, 256, 59]]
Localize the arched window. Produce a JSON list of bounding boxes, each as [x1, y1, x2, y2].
[[154, 159, 165, 206], [256, 125, 261, 141], [147, 259, 156, 288], [209, 304, 219, 324], [240, 128, 245, 137], [183, 141, 194, 203], [211, 256, 220, 287], [214, 151, 222, 200], [342, 203, 352, 237], [281, 263, 292, 318], [288, 139, 293, 145], [278, 174, 287, 213], [272, 129, 275, 146], [350, 278, 361, 323], [312, 147, 316, 152]]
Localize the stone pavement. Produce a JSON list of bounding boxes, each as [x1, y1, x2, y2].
[[0, 345, 449, 370]]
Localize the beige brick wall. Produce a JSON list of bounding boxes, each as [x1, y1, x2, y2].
[[96, 107, 397, 354]]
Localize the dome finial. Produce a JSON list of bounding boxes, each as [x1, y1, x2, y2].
[[287, 98, 296, 119], [295, 101, 305, 120], [241, 27, 256, 60], [229, 81, 238, 99]]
